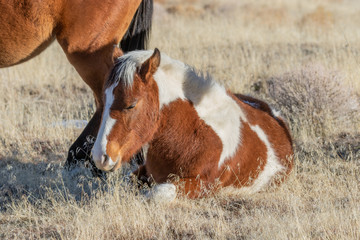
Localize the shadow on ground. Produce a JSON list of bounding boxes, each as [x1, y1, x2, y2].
[[0, 157, 103, 211]]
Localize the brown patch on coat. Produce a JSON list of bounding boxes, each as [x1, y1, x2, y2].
[[146, 99, 222, 182]]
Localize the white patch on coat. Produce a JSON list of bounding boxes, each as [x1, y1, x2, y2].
[[152, 59, 187, 108], [182, 71, 246, 168], [239, 125, 284, 194], [91, 83, 118, 168]]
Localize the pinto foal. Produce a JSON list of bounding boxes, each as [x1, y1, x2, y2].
[[92, 49, 293, 198]]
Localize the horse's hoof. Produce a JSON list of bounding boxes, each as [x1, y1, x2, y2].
[[90, 166, 107, 181]]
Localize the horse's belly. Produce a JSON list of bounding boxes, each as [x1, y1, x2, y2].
[[0, 1, 57, 67], [0, 35, 55, 67], [0, 44, 35, 67]]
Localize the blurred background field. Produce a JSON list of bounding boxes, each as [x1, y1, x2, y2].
[[0, 0, 359, 239]]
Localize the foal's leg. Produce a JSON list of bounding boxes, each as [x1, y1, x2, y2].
[[133, 170, 214, 200], [132, 166, 176, 202], [174, 177, 207, 199], [142, 177, 214, 201]]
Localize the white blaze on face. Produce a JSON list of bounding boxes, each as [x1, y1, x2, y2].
[[91, 82, 118, 170]]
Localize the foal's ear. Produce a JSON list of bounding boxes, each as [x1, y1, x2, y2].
[[139, 48, 161, 83]]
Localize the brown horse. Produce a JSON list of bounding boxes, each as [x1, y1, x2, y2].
[[91, 49, 294, 199], [0, 0, 153, 169]]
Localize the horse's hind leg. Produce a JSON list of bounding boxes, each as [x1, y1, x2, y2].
[[175, 177, 204, 199], [142, 177, 214, 201]]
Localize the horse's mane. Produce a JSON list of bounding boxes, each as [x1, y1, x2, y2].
[[107, 51, 153, 88], [120, 0, 153, 52]]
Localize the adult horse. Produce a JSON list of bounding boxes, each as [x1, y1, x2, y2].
[[91, 49, 294, 198], [0, 0, 153, 169]]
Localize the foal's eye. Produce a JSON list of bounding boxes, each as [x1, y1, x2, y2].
[[125, 102, 137, 110]]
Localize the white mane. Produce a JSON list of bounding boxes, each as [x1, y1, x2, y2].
[[110, 50, 245, 168], [110, 51, 154, 87]]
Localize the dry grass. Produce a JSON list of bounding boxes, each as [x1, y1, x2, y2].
[[1, 0, 360, 239], [267, 64, 360, 141]]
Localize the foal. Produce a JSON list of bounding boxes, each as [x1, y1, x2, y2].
[[92, 49, 293, 198]]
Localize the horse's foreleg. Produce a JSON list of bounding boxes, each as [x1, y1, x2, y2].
[[64, 108, 102, 167], [60, 45, 144, 175], [59, 44, 120, 176]]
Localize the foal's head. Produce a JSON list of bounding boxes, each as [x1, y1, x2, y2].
[[92, 49, 161, 171]]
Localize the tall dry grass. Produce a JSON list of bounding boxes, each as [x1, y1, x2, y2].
[[1, 0, 359, 239]]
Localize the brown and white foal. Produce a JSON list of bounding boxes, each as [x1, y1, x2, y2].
[[92, 49, 293, 199]]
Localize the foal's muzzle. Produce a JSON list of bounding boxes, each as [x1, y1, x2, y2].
[[93, 154, 117, 171]]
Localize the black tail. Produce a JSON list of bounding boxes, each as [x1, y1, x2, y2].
[[120, 0, 153, 52]]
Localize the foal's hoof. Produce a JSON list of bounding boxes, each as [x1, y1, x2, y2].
[[145, 183, 177, 203]]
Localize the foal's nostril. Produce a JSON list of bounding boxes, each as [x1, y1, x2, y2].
[[94, 154, 117, 171], [103, 154, 109, 164]]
